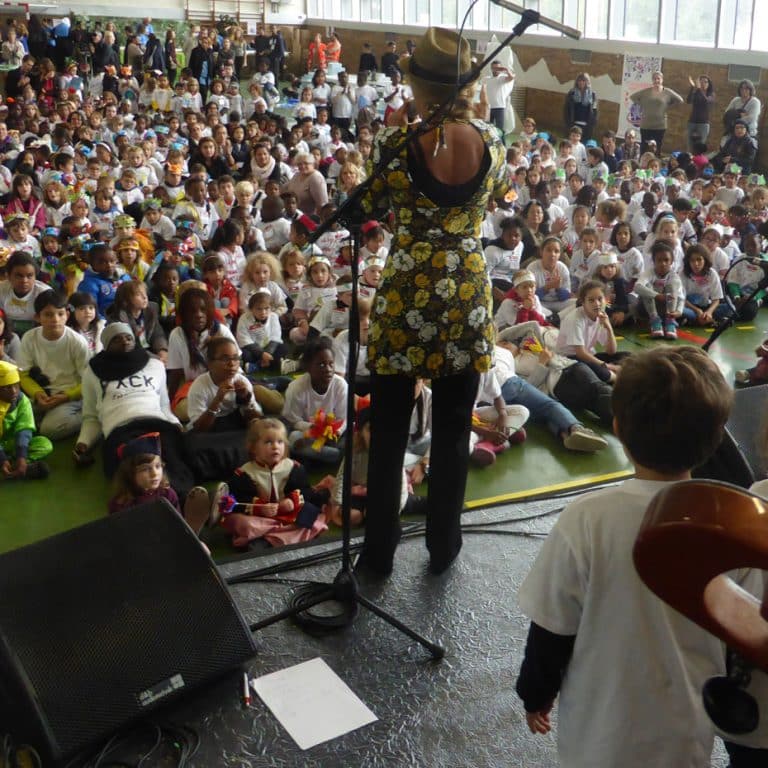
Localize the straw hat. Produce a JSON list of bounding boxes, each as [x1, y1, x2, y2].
[[404, 27, 476, 87]]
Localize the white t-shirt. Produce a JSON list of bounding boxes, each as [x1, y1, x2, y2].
[[681, 269, 723, 304], [519, 478, 748, 768], [282, 372, 348, 434], [165, 324, 235, 382], [484, 73, 515, 110], [556, 306, 608, 356], [484, 242, 522, 281], [0, 280, 51, 330], [186, 370, 260, 425], [235, 310, 281, 348], [17, 327, 89, 395]]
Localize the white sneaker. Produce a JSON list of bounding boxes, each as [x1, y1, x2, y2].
[[280, 358, 300, 374], [563, 425, 608, 452], [735, 370, 751, 384]]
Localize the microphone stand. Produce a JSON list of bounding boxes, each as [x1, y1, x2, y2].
[[233, 9, 558, 660]]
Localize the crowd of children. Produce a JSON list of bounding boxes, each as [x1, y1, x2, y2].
[[1, 23, 767, 548]]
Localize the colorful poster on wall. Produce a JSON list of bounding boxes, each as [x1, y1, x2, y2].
[[618, 54, 663, 135]]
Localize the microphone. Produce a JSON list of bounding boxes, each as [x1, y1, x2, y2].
[[489, 0, 582, 40]]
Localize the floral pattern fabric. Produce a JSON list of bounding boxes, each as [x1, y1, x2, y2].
[[361, 120, 510, 378]]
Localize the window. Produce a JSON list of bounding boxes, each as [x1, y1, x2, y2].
[[583, 0, 608, 39], [718, 0, 753, 49], [660, 0, 717, 45], [751, 0, 768, 51], [609, 0, 661, 42], [404, 0, 429, 26]]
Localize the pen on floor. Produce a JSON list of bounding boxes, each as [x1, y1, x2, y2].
[[242, 671, 251, 708]]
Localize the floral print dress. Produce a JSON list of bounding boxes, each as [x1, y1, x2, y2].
[[361, 119, 510, 379]]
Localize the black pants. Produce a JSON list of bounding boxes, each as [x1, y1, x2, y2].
[[234, 56, 244, 79], [167, 67, 177, 86], [489, 107, 505, 137], [364, 369, 479, 571], [241, 342, 286, 370], [103, 418, 195, 501], [724, 741, 768, 767], [553, 361, 613, 427], [186, 412, 248, 482], [640, 128, 666, 154]]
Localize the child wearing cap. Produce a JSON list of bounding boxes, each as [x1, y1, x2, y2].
[[289, 254, 337, 345], [0, 360, 52, 480], [309, 274, 354, 338], [359, 254, 385, 299], [495, 269, 549, 330], [108, 430, 215, 537], [591, 251, 629, 327]]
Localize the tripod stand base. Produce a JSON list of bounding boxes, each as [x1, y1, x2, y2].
[[250, 566, 445, 660]]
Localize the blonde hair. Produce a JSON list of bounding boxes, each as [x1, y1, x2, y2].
[[245, 250, 280, 282], [246, 417, 287, 445], [280, 247, 305, 280], [235, 180, 254, 198]]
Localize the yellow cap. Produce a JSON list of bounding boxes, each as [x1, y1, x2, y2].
[[0, 361, 21, 386]]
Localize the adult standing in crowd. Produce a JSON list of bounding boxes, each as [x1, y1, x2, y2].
[[630, 70, 684, 153], [123, 33, 144, 71], [724, 79, 762, 140], [359, 27, 511, 578], [92, 30, 119, 74], [381, 39, 400, 78], [564, 73, 598, 143], [164, 28, 178, 85], [281, 152, 328, 215], [686, 74, 715, 151], [189, 33, 215, 101], [268, 26, 286, 81], [484, 60, 515, 142], [143, 32, 165, 74], [230, 25, 246, 80], [5, 54, 35, 100], [306, 32, 326, 73], [325, 32, 342, 65]]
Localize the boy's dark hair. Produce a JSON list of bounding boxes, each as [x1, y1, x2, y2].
[[34, 289, 67, 313], [671, 198, 693, 212], [89, 243, 110, 263], [728, 204, 749, 217], [206, 335, 237, 361], [651, 240, 675, 261], [300, 335, 334, 369], [587, 147, 604, 161], [247, 290, 271, 310], [612, 346, 732, 473], [6, 250, 36, 274]]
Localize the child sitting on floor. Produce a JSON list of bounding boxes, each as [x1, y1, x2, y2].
[[217, 418, 331, 547], [108, 431, 215, 537], [515, 345, 758, 768], [0, 360, 52, 480]]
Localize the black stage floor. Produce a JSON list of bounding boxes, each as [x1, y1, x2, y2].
[[101, 498, 732, 767]]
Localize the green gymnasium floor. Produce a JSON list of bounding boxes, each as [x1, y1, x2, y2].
[[1, 316, 765, 558]]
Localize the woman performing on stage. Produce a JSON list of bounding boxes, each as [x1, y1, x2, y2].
[[359, 27, 511, 576]]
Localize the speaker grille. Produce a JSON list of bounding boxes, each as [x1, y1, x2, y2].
[[0, 502, 256, 762]]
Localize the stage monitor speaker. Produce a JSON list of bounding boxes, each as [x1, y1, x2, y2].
[[693, 384, 768, 488], [0, 500, 256, 765]]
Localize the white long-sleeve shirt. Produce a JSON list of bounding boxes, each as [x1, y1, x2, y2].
[[77, 357, 179, 448]]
